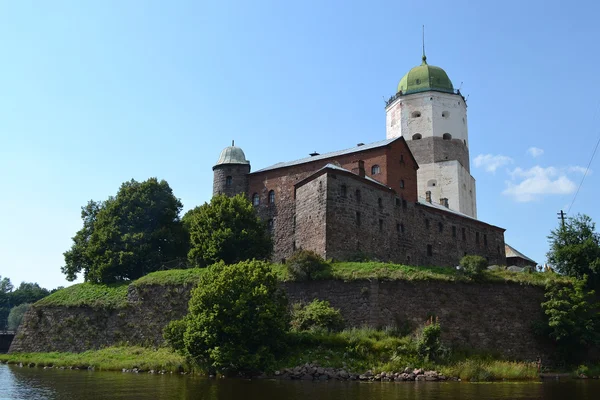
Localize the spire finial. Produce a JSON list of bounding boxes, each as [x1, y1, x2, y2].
[[422, 25, 427, 64]]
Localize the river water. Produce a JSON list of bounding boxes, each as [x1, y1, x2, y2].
[[1, 364, 599, 400]]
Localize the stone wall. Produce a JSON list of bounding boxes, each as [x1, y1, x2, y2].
[[323, 171, 505, 266], [212, 164, 250, 197], [10, 279, 547, 361], [407, 136, 470, 172]]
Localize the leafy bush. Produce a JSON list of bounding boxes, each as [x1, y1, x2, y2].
[[460, 255, 488, 278], [163, 318, 187, 354], [8, 303, 31, 331], [286, 250, 331, 281], [290, 300, 344, 332], [415, 318, 446, 362], [166, 260, 289, 375], [541, 278, 600, 362]]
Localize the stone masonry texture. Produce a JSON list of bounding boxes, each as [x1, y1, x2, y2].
[[10, 280, 549, 361]]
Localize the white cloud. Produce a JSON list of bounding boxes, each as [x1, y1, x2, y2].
[[527, 147, 544, 158], [474, 154, 513, 173], [503, 166, 578, 202], [568, 166, 589, 175]]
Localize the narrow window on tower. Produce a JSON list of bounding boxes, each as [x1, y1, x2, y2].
[[225, 176, 232, 187], [400, 180, 405, 189], [425, 219, 430, 229], [438, 222, 443, 233], [395, 198, 400, 206], [356, 211, 361, 226], [401, 223, 405, 233], [452, 226, 457, 238], [379, 219, 383, 232], [355, 190, 361, 203], [341, 184, 347, 197], [427, 244, 433, 256], [476, 232, 480, 244], [268, 190, 275, 204], [396, 223, 400, 232], [378, 198, 383, 208], [484, 234, 488, 247], [252, 193, 259, 206], [462, 227, 466, 240]]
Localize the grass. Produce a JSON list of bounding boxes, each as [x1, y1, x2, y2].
[[0, 346, 191, 372], [132, 268, 206, 287], [35, 283, 129, 309], [441, 359, 539, 381]]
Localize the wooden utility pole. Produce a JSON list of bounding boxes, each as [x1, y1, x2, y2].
[[557, 210, 566, 229]]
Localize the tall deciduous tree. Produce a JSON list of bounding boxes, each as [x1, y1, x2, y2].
[[62, 178, 188, 283], [183, 194, 272, 267], [10, 282, 50, 305], [547, 214, 600, 287], [0, 276, 13, 330]]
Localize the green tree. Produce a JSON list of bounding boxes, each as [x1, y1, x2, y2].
[[7, 303, 31, 331], [541, 278, 600, 361], [184, 194, 272, 267], [547, 214, 600, 287], [0, 276, 13, 330], [10, 282, 50, 306], [165, 260, 288, 374], [62, 178, 188, 283]]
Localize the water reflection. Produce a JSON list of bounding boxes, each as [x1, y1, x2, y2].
[[1, 364, 599, 400]]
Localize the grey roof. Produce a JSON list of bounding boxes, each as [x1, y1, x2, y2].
[[417, 198, 504, 230], [215, 146, 250, 166], [505, 244, 536, 264], [252, 137, 399, 173]]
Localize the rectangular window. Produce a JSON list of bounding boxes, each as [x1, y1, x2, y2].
[[462, 227, 466, 240], [395, 198, 400, 206], [438, 222, 443, 233], [476, 232, 480, 244], [379, 219, 383, 232], [425, 219, 430, 229], [356, 211, 361, 226], [396, 223, 400, 232], [452, 226, 457, 237], [427, 244, 432, 256], [484, 234, 488, 246]]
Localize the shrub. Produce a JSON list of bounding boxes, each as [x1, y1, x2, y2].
[[460, 255, 488, 278], [7, 303, 31, 331], [163, 318, 187, 354], [290, 300, 344, 332], [174, 260, 289, 375], [415, 318, 446, 362], [285, 250, 331, 281]]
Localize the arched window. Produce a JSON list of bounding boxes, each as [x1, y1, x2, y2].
[[268, 190, 275, 204], [371, 165, 380, 175], [400, 180, 405, 189], [442, 111, 450, 118], [225, 176, 232, 187], [411, 111, 421, 118], [443, 133, 452, 140], [412, 133, 422, 140], [427, 179, 437, 187], [252, 193, 259, 206]]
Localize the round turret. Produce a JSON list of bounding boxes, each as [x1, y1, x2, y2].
[[212, 141, 250, 197], [397, 56, 454, 95]]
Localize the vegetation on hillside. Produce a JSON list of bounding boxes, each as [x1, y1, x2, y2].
[[0, 276, 54, 330], [35, 282, 129, 309]]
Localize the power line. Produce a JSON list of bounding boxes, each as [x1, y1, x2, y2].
[[567, 101, 600, 214]]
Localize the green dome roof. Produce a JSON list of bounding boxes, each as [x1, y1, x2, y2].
[[397, 56, 454, 95], [215, 142, 250, 166]]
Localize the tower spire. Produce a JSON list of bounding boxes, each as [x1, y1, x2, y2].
[[422, 25, 427, 64]]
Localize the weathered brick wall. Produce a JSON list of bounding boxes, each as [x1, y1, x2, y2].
[[11, 279, 548, 361], [283, 280, 548, 361], [324, 172, 505, 266], [248, 138, 418, 262], [295, 176, 327, 255], [212, 164, 250, 197]]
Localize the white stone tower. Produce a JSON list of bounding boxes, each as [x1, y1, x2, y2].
[[385, 54, 477, 218]]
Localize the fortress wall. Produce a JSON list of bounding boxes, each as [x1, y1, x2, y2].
[[11, 279, 546, 360]]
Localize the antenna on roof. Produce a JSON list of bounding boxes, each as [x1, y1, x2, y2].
[[422, 25, 427, 64]]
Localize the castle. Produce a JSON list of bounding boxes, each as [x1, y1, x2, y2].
[[212, 54, 506, 267]]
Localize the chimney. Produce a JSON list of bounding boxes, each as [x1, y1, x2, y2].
[[309, 151, 320, 157], [439, 198, 449, 208], [352, 160, 365, 178], [426, 191, 432, 203], [357, 142, 365, 146]]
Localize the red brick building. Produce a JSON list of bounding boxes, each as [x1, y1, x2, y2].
[[212, 136, 506, 266]]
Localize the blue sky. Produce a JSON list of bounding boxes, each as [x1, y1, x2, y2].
[[1, 0, 599, 289]]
